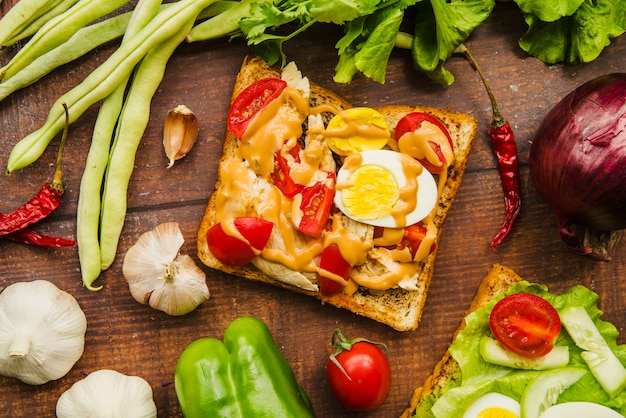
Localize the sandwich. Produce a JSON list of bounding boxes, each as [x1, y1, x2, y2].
[[197, 56, 478, 331], [402, 263, 626, 417]]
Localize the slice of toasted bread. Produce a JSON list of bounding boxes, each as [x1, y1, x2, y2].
[[400, 263, 524, 417], [197, 56, 478, 331]]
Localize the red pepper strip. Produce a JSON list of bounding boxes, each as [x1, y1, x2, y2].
[[0, 103, 68, 237], [461, 45, 521, 250]]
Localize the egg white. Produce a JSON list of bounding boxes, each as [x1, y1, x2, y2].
[[540, 402, 623, 418], [463, 392, 520, 418], [334, 149, 437, 228]]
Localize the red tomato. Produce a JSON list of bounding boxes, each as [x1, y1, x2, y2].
[[403, 222, 436, 258], [326, 329, 391, 411], [271, 143, 304, 198], [206, 217, 273, 266], [394, 112, 454, 174], [319, 243, 352, 296], [227, 77, 287, 139], [489, 293, 561, 358], [296, 172, 335, 238]]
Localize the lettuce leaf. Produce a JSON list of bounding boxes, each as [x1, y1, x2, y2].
[[517, 0, 626, 63], [414, 282, 626, 417]]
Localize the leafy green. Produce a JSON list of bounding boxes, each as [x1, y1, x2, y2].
[[414, 282, 626, 417], [515, 0, 584, 22], [518, 0, 626, 63], [411, 0, 495, 85]]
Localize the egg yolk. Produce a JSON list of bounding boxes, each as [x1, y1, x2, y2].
[[340, 164, 399, 220], [477, 407, 518, 418], [325, 107, 390, 156]]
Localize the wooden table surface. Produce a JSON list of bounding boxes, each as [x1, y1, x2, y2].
[[1, 2, 626, 417]]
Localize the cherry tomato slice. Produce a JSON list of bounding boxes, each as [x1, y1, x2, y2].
[[206, 217, 273, 266], [489, 293, 561, 358], [296, 172, 336, 238], [326, 337, 391, 411], [227, 77, 287, 139], [319, 243, 352, 295], [272, 143, 304, 198], [394, 112, 454, 174]]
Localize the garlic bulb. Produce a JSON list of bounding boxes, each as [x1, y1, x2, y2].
[[56, 369, 157, 418], [163, 104, 198, 169], [122, 222, 210, 316], [0, 280, 87, 385]]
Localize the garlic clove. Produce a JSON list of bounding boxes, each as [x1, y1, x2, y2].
[[0, 280, 87, 385], [56, 369, 157, 418], [163, 104, 198, 169], [122, 222, 210, 316]]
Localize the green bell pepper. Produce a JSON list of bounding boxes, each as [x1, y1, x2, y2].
[[174, 316, 316, 417]]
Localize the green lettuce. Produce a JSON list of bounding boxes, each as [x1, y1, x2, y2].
[[414, 282, 626, 417]]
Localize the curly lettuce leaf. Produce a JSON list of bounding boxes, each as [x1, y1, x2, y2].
[[518, 0, 626, 63], [411, 0, 495, 85], [515, 0, 584, 22], [416, 282, 626, 417]]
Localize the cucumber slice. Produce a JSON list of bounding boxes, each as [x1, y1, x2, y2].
[[560, 306, 626, 398], [520, 367, 586, 418], [480, 337, 569, 370]]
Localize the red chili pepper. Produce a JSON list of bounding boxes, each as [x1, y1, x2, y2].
[[462, 45, 521, 251], [0, 104, 69, 237], [7, 228, 76, 247]]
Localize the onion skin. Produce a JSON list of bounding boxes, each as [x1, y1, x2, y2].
[[529, 73, 626, 261]]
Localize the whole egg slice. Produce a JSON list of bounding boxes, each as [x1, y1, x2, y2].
[[463, 392, 520, 418], [334, 149, 437, 228]]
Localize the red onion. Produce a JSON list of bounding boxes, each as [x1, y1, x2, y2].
[[529, 73, 626, 261]]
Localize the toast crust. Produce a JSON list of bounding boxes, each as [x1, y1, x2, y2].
[[400, 263, 524, 417], [197, 57, 478, 331]]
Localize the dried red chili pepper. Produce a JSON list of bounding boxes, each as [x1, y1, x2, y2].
[[0, 104, 69, 237], [461, 45, 521, 251], [7, 228, 76, 247]]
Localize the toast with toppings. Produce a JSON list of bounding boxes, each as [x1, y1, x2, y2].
[[402, 263, 626, 417], [197, 57, 478, 331]]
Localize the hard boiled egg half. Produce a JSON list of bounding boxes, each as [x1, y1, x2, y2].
[[463, 393, 520, 418], [334, 149, 437, 228]]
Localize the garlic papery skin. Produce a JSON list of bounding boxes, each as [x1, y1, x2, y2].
[[0, 280, 87, 385], [122, 222, 210, 316], [56, 369, 157, 418], [163, 104, 198, 169]]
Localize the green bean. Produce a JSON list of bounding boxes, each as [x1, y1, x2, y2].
[[0, 0, 131, 82], [76, 0, 162, 291], [186, 0, 268, 42], [0, 12, 131, 102], [0, 0, 63, 48], [3, 0, 81, 47], [6, 0, 219, 174], [99, 17, 195, 271]]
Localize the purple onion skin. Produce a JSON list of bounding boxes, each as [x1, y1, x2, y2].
[[529, 73, 626, 261]]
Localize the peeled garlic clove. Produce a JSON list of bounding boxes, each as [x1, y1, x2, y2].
[[163, 104, 198, 169], [0, 280, 87, 385], [122, 222, 210, 316], [56, 369, 157, 418]]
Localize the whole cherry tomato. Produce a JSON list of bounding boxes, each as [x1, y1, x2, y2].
[[326, 328, 391, 411], [394, 112, 454, 174], [227, 77, 287, 139], [489, 293, 561, 358], [206, 217, 273, 266]]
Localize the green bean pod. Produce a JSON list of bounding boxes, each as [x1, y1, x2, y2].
[[0, 0, 65, 48], [2, 0, 81, 47], [0, 0, 130, 82], [99, 17, 195, 271], [0, 12, 132, 102], [76, 0, 163, 291], [186, 0, 269, 42], [6, 0, 219, 174]]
